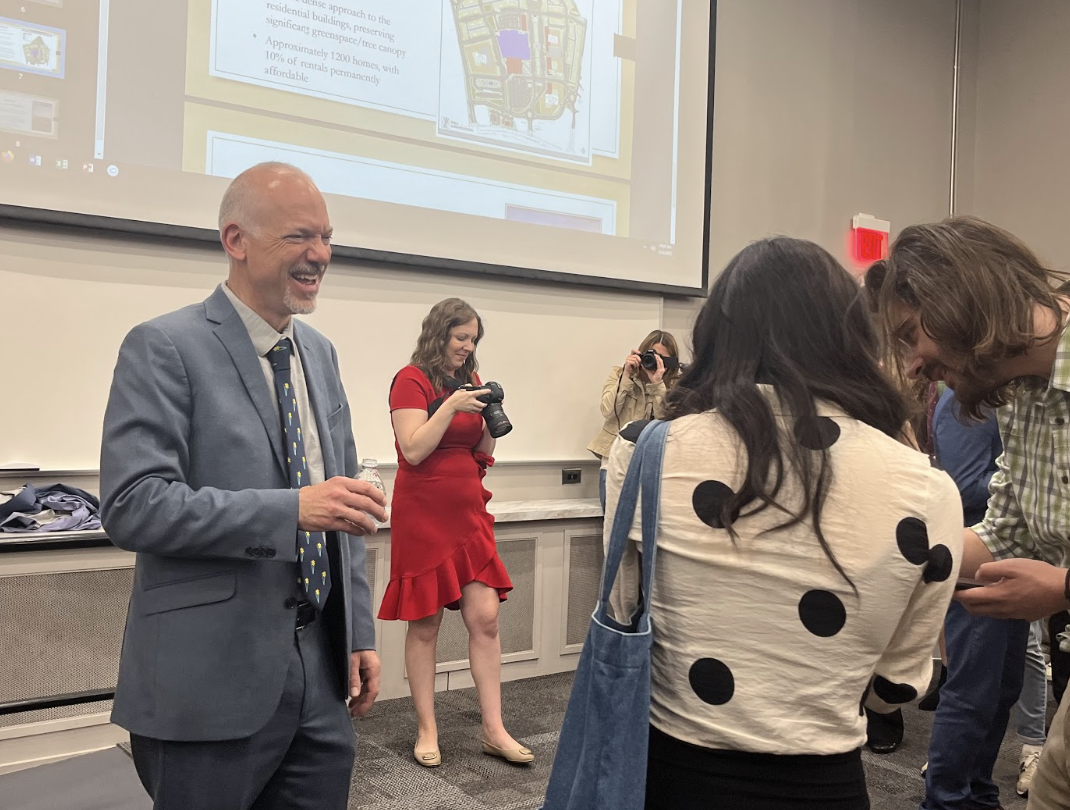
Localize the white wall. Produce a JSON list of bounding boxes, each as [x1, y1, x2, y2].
[[0, 229, 659, 470], [664, 0, 960, 350], [962, 0, 1070, 269], [1, 0, 962, 483]]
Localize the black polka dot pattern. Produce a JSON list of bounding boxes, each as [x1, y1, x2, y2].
[[896, 518, 929, 565], [798, 590, 847, 637], [872, 675, 918, 705], [692, 481, 738, 529], [689, 658, 735, 705], [896, 517, 955, 584], [619, 419, 653, 444], [924, 544, 953, 583], [795, 416, 841, 451]]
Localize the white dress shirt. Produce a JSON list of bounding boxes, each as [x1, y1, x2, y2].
[[221, 283, 326, 486]]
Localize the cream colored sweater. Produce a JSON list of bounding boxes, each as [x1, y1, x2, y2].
[[605, 397, 962, 755]]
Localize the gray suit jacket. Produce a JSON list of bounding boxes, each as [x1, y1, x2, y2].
[[100, 287, 375, 741]]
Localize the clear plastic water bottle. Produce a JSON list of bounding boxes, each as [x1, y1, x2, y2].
[[357, 458, 388, 528]]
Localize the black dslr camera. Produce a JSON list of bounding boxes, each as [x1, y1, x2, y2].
[[456, 382, 512, 438], [640, 350, 681, 372]]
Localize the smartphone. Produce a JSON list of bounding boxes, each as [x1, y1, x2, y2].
[[954, 577, 986, 591]]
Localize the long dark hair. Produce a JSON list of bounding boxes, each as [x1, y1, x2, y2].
[[410, 298, 483, 392], [666, 237, 910, 588], [878, 215, 1069, 420]]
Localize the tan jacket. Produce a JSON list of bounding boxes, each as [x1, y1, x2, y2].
[[586, 366, 667, 458]]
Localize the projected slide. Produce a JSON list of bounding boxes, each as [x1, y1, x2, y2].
[[0, 0, 713, 291], [204, 0, 611, 222], [0, 16, 64, 78]]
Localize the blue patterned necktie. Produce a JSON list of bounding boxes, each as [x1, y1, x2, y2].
[[267, 338, 330, 609]]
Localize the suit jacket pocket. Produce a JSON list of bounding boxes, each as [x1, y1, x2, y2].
[[140, 572, 236, 615], [326, 404, 346, 428]]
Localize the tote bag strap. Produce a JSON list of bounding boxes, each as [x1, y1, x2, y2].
[[596, 419, 670, 625], [636, 420, 667, 631]]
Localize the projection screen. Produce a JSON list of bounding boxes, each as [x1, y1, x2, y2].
[[0, 0, 714, 293]]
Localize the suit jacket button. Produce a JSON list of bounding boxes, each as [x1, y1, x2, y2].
[[245, 547, 256, 557], [265, 548, 276, 558], [284, 597, 299, 609]]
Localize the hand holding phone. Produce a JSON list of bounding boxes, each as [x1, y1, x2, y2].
[[954, 577, 986, 591]]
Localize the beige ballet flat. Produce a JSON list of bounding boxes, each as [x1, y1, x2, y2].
[[413, 745, 441, 767], [481, 738, 534, 764]]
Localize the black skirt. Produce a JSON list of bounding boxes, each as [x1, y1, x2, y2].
[[645, 725, 870, 810]]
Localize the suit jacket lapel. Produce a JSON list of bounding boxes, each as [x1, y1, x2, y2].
[[295, 323, 339, 478], [205, 289, 287, 476]]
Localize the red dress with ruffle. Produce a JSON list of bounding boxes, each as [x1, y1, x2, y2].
[[377, 365, 512, 621]]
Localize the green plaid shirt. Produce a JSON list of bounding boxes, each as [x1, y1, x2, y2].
[[974, 324, 1070, 565]]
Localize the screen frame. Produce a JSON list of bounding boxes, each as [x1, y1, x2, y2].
[[0, 2, 716, 298]]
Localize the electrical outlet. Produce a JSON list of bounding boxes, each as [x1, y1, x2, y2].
[[562, 468, 582, 485]]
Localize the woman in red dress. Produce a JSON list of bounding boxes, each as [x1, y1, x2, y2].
[[379, 298, 533, 768]]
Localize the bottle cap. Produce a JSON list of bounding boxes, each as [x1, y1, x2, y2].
[[361, 458, 378, 467]]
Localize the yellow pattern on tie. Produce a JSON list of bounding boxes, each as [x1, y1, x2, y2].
[[267, 338, 331, 610]]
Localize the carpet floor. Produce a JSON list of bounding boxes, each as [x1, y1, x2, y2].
[[0, 669, 1035, 809]]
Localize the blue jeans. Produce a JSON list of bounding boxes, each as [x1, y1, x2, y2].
[[922, 601, 1029, 809], [1015, 619, 1048, 746]]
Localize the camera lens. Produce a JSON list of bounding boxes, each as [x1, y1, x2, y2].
[[482, 403, 512, 437], [640, 351, 658, 371]]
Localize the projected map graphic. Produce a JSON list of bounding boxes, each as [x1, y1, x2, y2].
[[439, 0, 593, 162]]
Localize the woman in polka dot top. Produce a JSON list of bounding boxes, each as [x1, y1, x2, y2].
[[604, 237, 963, 810]]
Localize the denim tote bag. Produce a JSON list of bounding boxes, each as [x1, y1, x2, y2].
[[540, 419, 668, 810]]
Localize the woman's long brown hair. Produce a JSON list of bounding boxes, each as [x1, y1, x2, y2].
[[410, 298, 483, 392]]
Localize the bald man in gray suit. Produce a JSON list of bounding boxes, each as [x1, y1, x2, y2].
[[100, 163, 387, 809]]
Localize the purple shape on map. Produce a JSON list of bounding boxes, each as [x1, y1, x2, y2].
[[497, 29, 531, 60]]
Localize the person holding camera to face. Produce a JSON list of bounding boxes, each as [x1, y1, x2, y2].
[[379, 298, 532, 769], [588, 330, 682, 509]]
